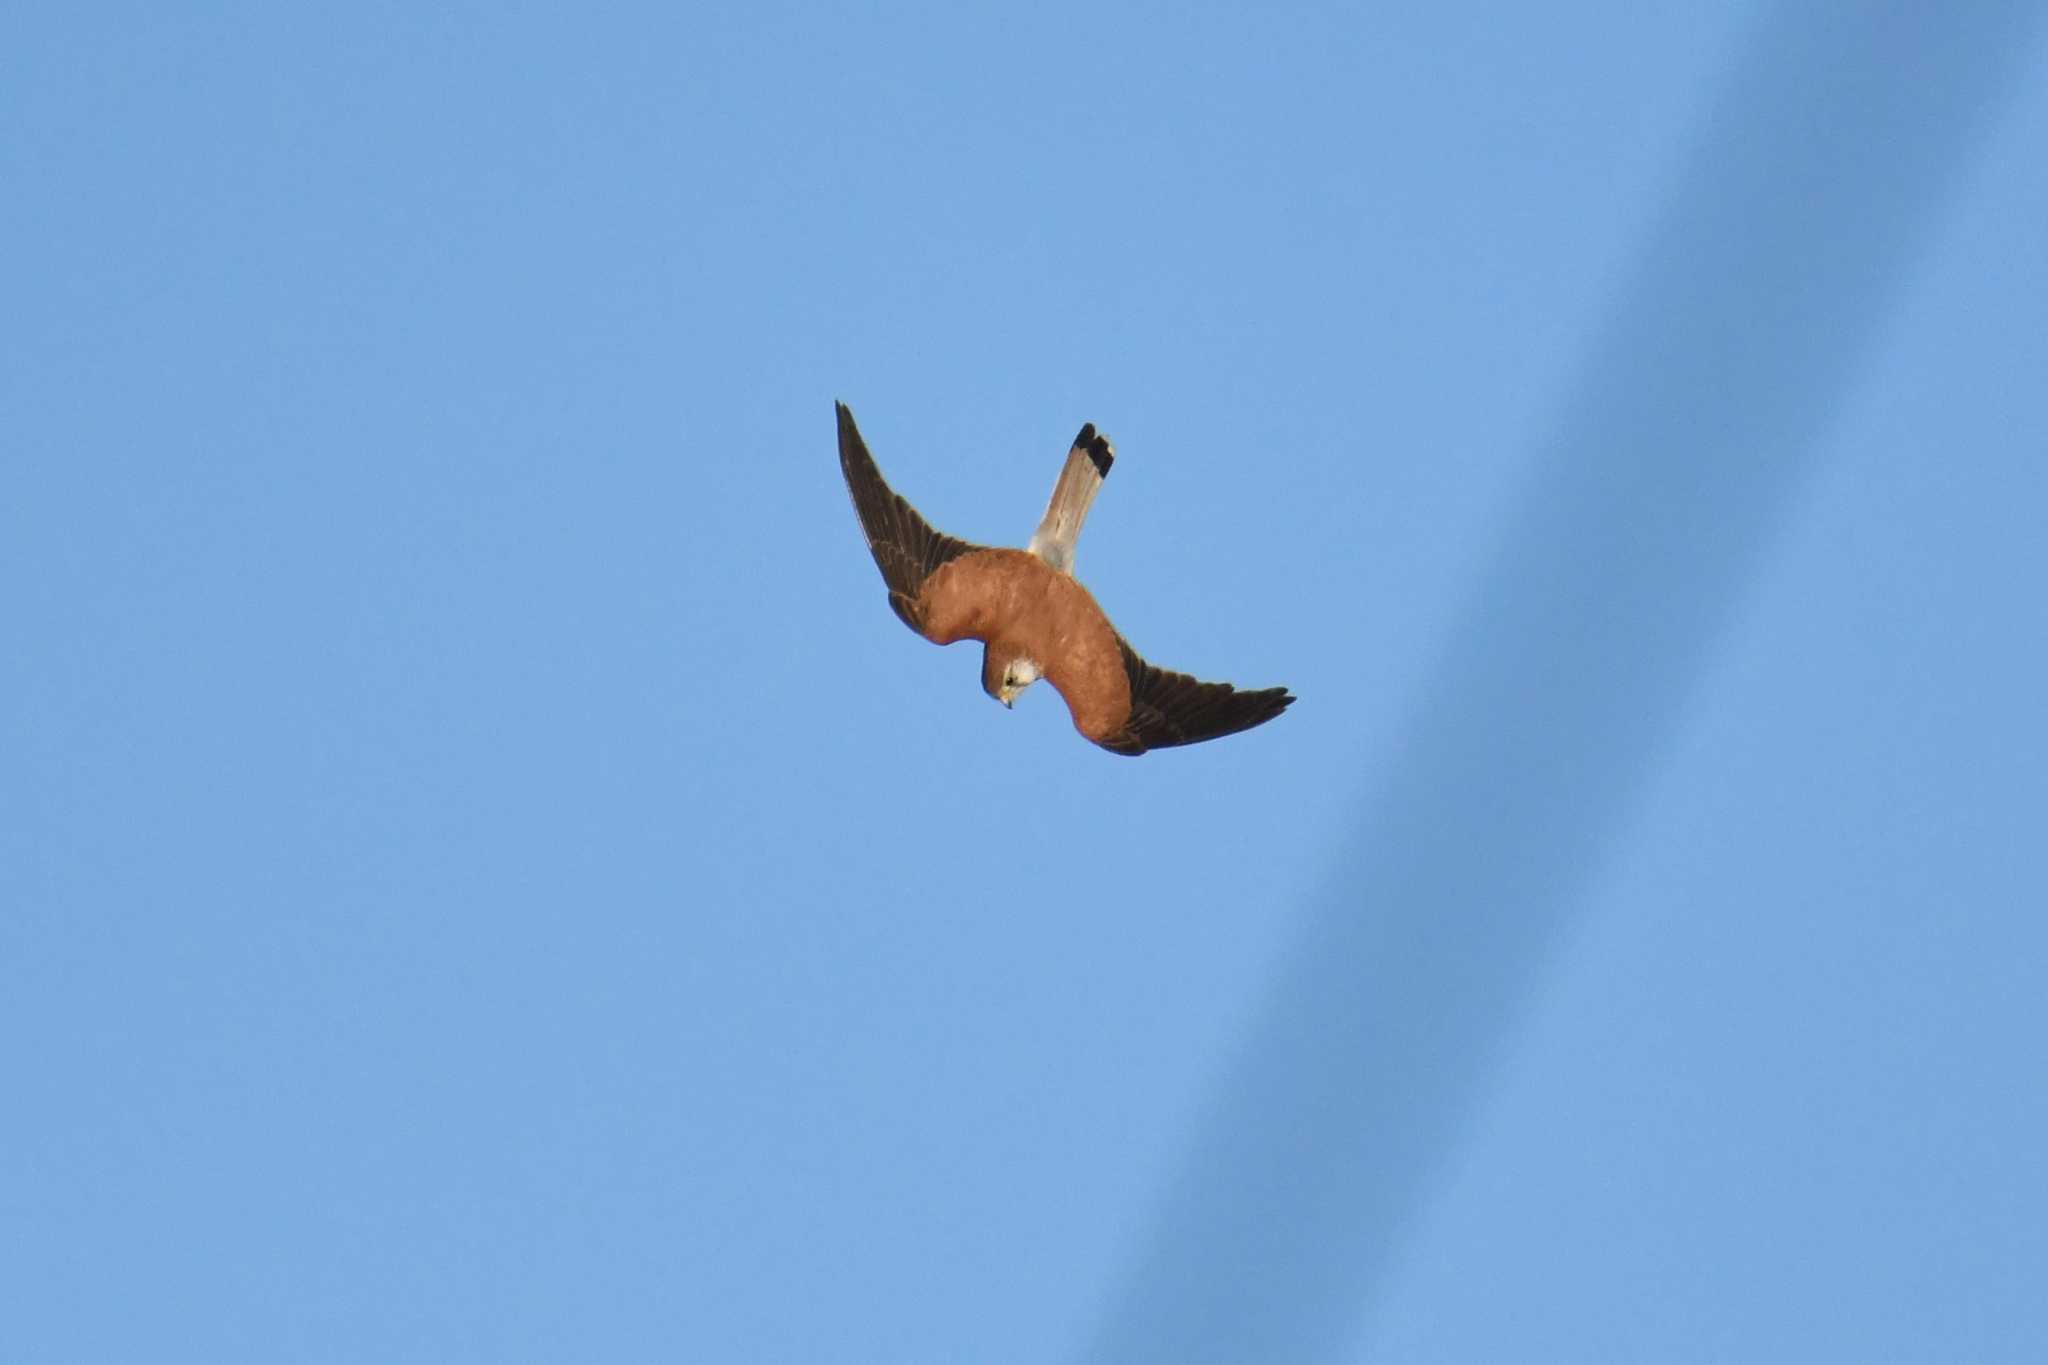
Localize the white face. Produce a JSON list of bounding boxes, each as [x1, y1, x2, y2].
[[998, 657, 1042, 707]]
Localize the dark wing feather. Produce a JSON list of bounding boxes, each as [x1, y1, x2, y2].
[[836, 402, 982, 632], [1097, 636, 1294, 756]]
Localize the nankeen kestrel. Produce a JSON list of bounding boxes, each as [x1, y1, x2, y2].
[[836, 402, 1293, 756]]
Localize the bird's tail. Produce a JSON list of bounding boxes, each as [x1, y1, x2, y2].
[[1025, 423, 1115, 574]]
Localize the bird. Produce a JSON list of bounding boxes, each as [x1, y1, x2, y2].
[[835, 401, 1294, 755]]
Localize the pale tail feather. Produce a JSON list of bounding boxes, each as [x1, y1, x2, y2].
[[1025, 423, 1115, 574]]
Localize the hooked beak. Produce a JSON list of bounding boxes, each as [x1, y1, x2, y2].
[[1002, 697, 1014, 709]]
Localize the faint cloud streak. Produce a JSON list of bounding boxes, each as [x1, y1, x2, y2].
[[1078, 6, 2043, 1361]]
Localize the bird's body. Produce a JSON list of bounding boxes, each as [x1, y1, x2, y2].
[[836, 402, 1292, 755], [920, 548, 1133, 739]]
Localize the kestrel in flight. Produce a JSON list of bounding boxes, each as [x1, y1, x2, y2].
[[836, 402, 1294, 755]]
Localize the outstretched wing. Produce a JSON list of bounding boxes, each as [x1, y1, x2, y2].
[[1095, 636, 1295, 756], [837, 402, 984, 633]]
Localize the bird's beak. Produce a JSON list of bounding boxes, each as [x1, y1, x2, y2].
[[1002, 697, 1014, 709]]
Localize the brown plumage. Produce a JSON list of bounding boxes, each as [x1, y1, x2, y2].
[[836, 402, 1293, 756]]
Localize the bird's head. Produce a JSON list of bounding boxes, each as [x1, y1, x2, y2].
[[981, 643, 1042, 710]]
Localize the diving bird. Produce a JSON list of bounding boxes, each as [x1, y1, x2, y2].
[[836, 402, 1293, 755]]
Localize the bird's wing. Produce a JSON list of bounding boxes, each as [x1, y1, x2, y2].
[[1094, 635, 1295, 756], [836, 402, 985, 634]]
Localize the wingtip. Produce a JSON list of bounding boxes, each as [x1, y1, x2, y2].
[[1239, 686, 1295, 732]]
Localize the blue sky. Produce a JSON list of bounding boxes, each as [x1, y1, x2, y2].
[[6, 3, 2046, 1361]]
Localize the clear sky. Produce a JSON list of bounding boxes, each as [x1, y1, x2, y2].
[[6, 3, 2046, 1361]]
